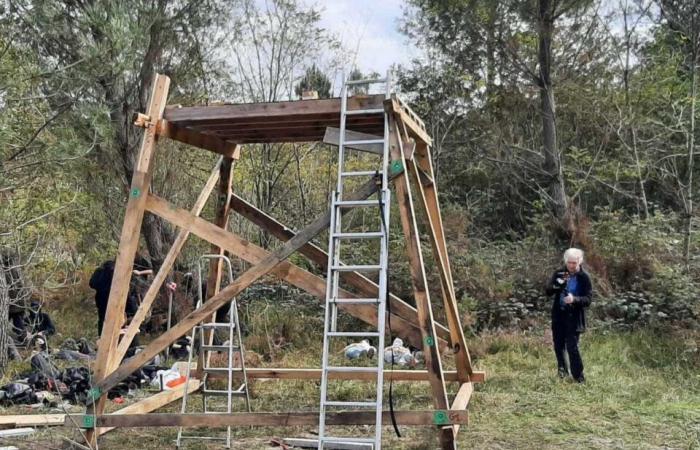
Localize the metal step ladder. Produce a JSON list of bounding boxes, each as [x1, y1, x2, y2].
[[318, 73, 392, 450], [176, 255, 251, 449]]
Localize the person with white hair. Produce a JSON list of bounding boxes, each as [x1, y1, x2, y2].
[[545, 247, 593, 383]]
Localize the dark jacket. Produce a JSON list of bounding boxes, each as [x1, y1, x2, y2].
[[546, 268, 593, 333]]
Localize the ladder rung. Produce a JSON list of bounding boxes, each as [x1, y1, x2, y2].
[[344, 139, 384, 146], [201, 344, 240, 352], [340, 170, 377, 177], [203, 389, 248, 397], [198, 322, 234, 329], [326, 331, 380, 337], [329, 298, 380, 304], [203, 367, 244, 373], [321, 437, 376, 444], [178, 436, 230, 441], [331, 265, 381, 272], [332, 232, 383, 239], [335, 200, 378, 207], [323, 401, 377, 408], [346, 77, 387, 85], [325, 366, 380, 373], [345, 108, 384, 116]]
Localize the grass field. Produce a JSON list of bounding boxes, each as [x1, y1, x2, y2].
[[1, 324, 698, 449]]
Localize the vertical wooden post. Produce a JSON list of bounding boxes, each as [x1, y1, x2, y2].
[[85, 73, 170, 447], [196, 150, 239, 379], [388, 115, 455, 449], [409, 142, 473, 380]]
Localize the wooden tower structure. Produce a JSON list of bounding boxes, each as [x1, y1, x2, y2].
[[71, 73, 484, 450]]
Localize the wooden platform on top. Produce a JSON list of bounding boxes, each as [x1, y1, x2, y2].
[[156, 93, 430, 156]]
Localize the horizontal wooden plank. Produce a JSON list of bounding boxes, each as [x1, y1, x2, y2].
[[164, 95, 385, 123], [0, 415, 65, 427], [8, 380, 200, 433], [67, 410, 468, 428], [215, 368, 484, 382], [158, 120, 239, 156]]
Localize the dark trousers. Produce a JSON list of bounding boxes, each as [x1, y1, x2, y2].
[[552, 320, 584, 379]]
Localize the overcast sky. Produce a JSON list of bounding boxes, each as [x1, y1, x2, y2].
[[317, 0, 420, 75]]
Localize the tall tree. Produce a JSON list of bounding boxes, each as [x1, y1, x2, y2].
[[5, 0, 233, 266], [659, 0, 700, 268], [403, 0, 600, 229]]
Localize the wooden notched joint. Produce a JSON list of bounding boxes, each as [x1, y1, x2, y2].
[[133, 112, 153, 128]]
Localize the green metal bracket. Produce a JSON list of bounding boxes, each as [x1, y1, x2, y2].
[[424, 335, 435, 347], [82, 415, 96, 429], [88, 387, 102, 401], [433, 410, 449, 425], [130, 187, 141, 198], [390, 160, 404, 175]]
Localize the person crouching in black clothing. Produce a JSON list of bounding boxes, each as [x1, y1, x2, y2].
[[545, 248, 593, 383]]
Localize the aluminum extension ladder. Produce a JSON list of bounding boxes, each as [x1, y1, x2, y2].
[[317, 73, 392, 449], [176, 255, 251, 449]]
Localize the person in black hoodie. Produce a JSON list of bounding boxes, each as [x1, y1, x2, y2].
[[545, 248, 593, 383], [89, 259, 147, 338]]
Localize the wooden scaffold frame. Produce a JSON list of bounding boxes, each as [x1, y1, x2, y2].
[[69, 73, 484, 450]]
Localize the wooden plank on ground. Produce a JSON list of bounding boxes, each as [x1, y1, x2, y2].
[[67, 410, 468, 428], [0, 415, 65, 427], [114, 157, 225, 363], [228, 193, 452, 342]]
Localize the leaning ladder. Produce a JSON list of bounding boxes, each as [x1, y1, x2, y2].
[[176, 254, 251, 449], [318, 73, 392, 449]]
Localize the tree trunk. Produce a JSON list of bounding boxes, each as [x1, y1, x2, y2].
[[538, 0, 567, 219], [684, 43, 696, 269], [0, 262, 10, 374]]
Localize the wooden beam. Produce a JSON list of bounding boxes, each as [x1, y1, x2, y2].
[[94, 177, 432, 397], [163, 95, 385, 123], [408, 153, 473, 380], [214, 368, 485, 383], [450, 382, 473, 436], [94, 379, 200, 436], [87, 73, 170, 448], [158, 120, 240, 157], [385, 97, 432, 146], [323, 127, 383, 154], [0, 415, 65, 428], [144, 194, 434, 350], [228, 194, 452, 342], [114, 157, 225, 363], [68, 410, 468, 428], [198, 155, 237, 379], [388, 115, 453, 450], [1, 380, 202, 432]]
